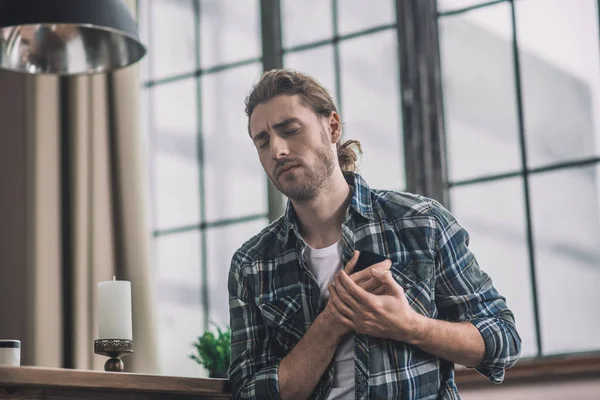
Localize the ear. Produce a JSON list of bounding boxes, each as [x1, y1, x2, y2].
[[328, 111, 342, 144]]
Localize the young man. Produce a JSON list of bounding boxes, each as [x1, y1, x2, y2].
[[228, 69, 521, 400]]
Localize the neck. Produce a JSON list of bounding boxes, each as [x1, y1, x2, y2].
[[291, 169, 352, 249]]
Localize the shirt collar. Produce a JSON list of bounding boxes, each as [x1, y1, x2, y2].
[[281, 172, 375, 245]]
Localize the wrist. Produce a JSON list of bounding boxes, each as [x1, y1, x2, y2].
[[403, 313, 431, 346], [316, 307, 347, 342]]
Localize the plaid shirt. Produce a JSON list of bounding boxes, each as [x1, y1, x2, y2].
[[228, 173, 521, 399]]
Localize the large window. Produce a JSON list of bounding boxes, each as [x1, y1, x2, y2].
[[438, 0, 600, 358], [138, 0, 599, 379]]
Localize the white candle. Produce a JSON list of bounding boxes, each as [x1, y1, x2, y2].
[[97, 277, 133, 340]]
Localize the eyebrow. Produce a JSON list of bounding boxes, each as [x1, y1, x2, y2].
[[272, 117, 301, 130], [252, 118, 301, 143]]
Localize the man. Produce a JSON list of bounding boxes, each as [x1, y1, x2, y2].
[[228, 69, 521, 399]]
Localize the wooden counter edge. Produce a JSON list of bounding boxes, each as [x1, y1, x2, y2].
[[0, 366, 230, 396], [455, 352, 600, 388], [3, 352, 599, 393]]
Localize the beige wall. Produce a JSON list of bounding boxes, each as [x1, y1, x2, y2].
[[460, 378, 600, 399]]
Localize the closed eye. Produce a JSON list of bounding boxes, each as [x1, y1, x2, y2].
[[284, 128, 299, 135], [258, 137, 270, 149]]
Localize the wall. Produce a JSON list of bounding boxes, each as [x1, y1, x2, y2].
[[461, 377, 600, 400]]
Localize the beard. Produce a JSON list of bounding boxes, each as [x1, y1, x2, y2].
[[269, 129, 336, 202]]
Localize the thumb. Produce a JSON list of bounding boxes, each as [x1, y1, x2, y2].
[[344, 250, 360, 274], [371, 269, 401, 295]]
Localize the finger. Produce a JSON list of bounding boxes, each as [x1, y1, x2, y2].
[[334, 274, 363, 310], [357, 277, 383, 293], [328, 283, 356, 319], [372, 285, 386, 295], [343, 250, 360, 275], [371, 269, 402, 296], [371, 259, 392, 273], [351, 259, 392, 284], [349, 268, 373, 284], [338, 270, 375, 306]]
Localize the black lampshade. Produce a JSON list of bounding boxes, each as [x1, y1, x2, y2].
[[0, 0, 146, 75]]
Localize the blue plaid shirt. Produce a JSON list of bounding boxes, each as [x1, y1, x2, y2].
[[228, 173, 521, 399]]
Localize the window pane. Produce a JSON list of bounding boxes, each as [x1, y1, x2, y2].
[[282, 0, 332, 49], [437, 0, 496, 13], [199, 0, 261, 69], [206, 219, 269, 328], [450, 178, 537, 358], [284, 46, 338, 107], [439, 2, 521, 182], [339, 30, 405, 190], [530, 166, 600, 354], [515, 0, 600, 168], [149, 0, 196, 80], [201, 64, 267, 221], [151, 79, 200, 230], [154, 231, 204, 377], [338, 0, 395, 35]]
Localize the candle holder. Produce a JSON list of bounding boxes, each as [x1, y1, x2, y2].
[[94, 339, 134, 372]]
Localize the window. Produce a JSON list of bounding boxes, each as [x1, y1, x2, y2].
[[139, 0, 268, 378], [138, 0, 599, 379], [438, 0, 600, 358]]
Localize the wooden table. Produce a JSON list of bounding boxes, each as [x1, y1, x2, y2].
[[0, 366, 231, 399]]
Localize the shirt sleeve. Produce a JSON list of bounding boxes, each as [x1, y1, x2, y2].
[[428, 200, 522, 383], [228, 251, 282, 399]]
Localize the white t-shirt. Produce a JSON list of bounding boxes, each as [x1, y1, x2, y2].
[[305, 241, 355, 400]]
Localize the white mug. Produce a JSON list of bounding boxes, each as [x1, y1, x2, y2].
[[0, 340, 21, 367]]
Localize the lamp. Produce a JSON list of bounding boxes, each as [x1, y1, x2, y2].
[[0, 0, 146, 75]]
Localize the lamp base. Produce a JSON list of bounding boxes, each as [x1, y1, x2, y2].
[[94, 339, 134, 372]]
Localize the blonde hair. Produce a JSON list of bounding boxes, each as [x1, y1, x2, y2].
[[245, 69, 362, 172]]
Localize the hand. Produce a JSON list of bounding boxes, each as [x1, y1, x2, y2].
[[319, 297, 353, 339], [317, 251, 359, 339], [343, 250, 392, 295], [328, 267, 423, 343], [318, 251, 394, 339]]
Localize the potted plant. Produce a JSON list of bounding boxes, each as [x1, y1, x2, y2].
[[190, 323, 231, 379]]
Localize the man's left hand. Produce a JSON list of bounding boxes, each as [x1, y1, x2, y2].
[[328, 268, 423, 343]]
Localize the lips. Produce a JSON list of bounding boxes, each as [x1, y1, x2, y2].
[[276, 164, 300, 178]]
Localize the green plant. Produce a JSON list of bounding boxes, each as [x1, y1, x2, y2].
[[190, 323, 231, 378]]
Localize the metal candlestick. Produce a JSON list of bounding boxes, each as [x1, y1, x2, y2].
[[94, 339, 134, 372]]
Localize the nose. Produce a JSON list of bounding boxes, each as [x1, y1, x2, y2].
[[269, 134, 289, 160]]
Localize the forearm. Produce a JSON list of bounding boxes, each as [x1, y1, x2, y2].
[[278, 314, 342, 400], [406, 315, 485, 367]]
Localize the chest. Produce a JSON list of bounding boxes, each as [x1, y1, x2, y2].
[[253, 219, 438, 353]]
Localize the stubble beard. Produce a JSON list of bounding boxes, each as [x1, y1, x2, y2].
[[271, 130, 336, 202]]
